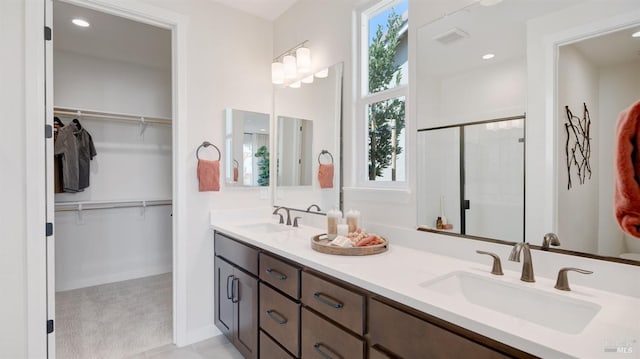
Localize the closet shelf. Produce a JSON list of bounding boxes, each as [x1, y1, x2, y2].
[[55, 199, 172, 212], [54, 106, 172, 126]]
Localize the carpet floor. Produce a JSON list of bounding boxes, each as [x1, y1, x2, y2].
[[56, 273, 172, 359]]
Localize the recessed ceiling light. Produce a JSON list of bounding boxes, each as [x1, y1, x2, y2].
[[479, 0, 503, 6], [632, 31, 640, 38], [482, 53, 495, 60], [72, 18, 90, 27]]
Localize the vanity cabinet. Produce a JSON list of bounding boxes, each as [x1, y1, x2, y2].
[[368, 298, 513, 359], [214, 232, 259, 359], [213, 230, 534, 359]]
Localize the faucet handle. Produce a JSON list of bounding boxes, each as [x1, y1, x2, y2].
[[293, 217, 302, 228], [476, 250, 504, 275], [542, 233, 560, 250], [554, 267, 593, 291]]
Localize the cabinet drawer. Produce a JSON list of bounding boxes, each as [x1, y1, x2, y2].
[[260, 330, 295, 359], [260, 283, 300, 357], [214, 231, 258, 275], [369, 299, 509, 359], [301, 271, 364, 335], [301, 307, 364, 359], [369, 345, 395, 359], [260, 252, 300, 299]]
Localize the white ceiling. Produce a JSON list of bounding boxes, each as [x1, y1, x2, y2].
[[210, 0, 299, 21], [53, 1, 171, 69], [418, 0, 584, 78], [570, 26, 640, 67]]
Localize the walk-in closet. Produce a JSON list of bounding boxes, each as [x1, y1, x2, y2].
[[51, 3, 173, 357]]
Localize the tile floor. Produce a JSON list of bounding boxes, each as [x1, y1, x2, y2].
[[126, 336, 243, 359]]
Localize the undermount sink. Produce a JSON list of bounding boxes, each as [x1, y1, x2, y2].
[[420, 271, 601, 334], [238, 222, 292, 233]]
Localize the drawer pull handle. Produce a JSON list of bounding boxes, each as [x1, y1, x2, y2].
[[313, 343, 342, 359], [226, 275, 234, 300], [266, 309, 288, 325], [313, 292, 344, 309], [232, 277, 239, 303], [266, 268, 287, 281]]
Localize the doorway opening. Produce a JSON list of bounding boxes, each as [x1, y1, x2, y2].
[[49, 2, 174, 357]]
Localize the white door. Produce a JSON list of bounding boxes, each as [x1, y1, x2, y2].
[[45, 0, 55, 356]]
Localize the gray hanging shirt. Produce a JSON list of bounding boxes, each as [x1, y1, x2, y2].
[[76, 127, 97, 190], [54, 125, 80, 192]]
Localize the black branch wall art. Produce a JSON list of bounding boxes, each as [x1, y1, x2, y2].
[[564, 103, 592, 190]]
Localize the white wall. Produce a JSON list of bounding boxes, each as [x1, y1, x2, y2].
[[597, 59, 640, 256], [0, 0, 28, 357], [556, 45, 599, 253], [53, 49, 172, 118], [137, 0, 274, 344]]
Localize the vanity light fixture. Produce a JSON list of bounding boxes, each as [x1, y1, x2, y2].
[[632, 31, 640, 38], [296, 47, 312, 73], [302, 75, 314, 84], [283, 55, 297, 79], [72, 18, 90, 27], [271, 40, 312, 85], [289, 81, 301, 89], [482, 53, 495, 60], [315, 68, 329, 78]]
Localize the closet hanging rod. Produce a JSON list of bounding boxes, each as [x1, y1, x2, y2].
[[54, 107, 172, 126], [55, 199, 172, 212]]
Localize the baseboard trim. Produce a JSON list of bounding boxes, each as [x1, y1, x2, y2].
[[182, 325, 223, 347], [55, 266, 172, 291]]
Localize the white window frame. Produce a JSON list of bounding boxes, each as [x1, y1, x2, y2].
[[355, 0, 409, 188]]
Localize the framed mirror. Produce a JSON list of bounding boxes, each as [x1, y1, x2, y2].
[[416, 0, 640, 264], [224, 109, 270, 187], [273, 62, 343, 213]]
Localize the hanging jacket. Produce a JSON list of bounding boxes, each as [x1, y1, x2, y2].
[[74, 124, 97, 190], [54, 124, 80, 192]]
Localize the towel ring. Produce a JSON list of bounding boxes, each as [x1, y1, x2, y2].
[[318, 150, 334, 165], [233, 159, 239, 168], [196, 141, 221, 161]]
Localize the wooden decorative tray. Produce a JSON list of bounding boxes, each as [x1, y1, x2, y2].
[[310, 234, 388, 256]]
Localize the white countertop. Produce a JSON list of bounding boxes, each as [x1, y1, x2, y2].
[[211, 215, 640, 359]]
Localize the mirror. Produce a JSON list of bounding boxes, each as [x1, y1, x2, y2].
[[273, 62, 343, 213], [224, 109, 270, 186], [277, 116, 313, 186], [416, 0, 640, 264], [556, 27, 640, 261]]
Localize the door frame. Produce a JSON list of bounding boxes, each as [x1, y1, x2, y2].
[[25, 0, 190, 356]]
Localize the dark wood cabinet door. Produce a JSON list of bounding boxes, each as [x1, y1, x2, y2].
[[214, 257, 234, 341], [301, 307, 364, 359], [369, 298, 510, 359], [234, 269, 258, 359]]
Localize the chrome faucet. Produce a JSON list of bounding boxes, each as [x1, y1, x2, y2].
[[508, 242, 535, 282], [272, 206, 291, 226], [542, 232, 560, 250], [306, 204, 321, 212]]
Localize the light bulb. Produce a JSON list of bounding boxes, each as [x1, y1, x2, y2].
[[283, 55, 297, 79], [271, 62, 284, 84], [296, 47, 311, 73]]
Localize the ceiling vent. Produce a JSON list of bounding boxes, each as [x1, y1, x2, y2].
[[433, 28, 470, 45]]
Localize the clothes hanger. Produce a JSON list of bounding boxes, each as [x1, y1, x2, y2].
[[72, 118, 83, 130]]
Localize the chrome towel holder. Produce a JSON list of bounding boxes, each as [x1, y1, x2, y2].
[[196, 141, 221, 161], [318, 149, 334, 165]]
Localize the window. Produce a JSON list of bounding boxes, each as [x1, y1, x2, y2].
[[358, 0, 408, 183]]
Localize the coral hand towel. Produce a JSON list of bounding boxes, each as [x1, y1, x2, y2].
[[615, 100, 640, 238], [198, 159, 220, 192], [318, 163, 334, 189], [233, 167, 239, 182]]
